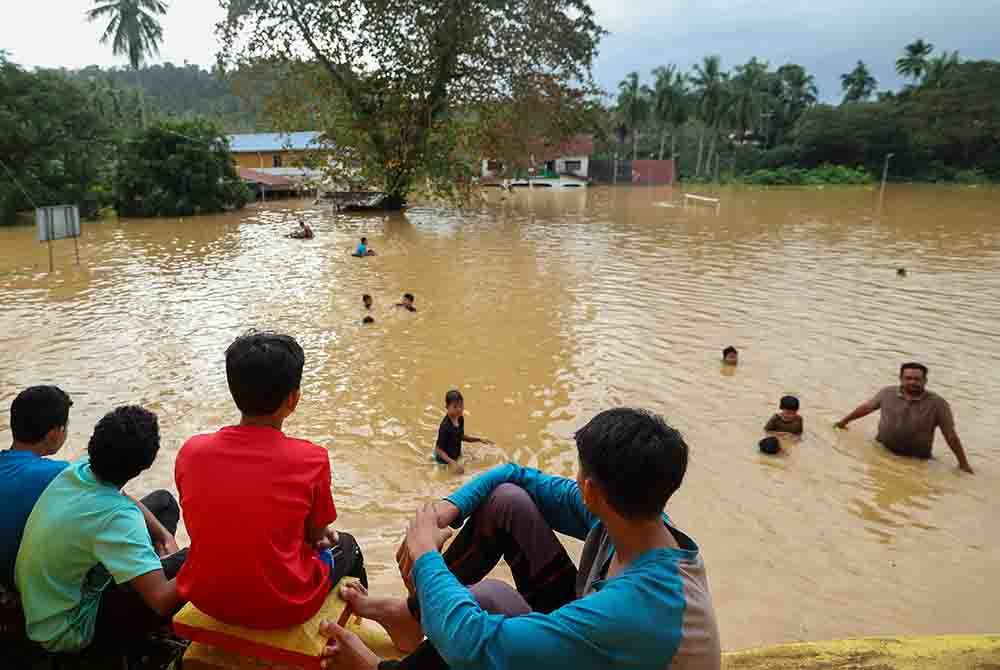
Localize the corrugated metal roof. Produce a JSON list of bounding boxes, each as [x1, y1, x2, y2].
[[227, 131, 323, 153]]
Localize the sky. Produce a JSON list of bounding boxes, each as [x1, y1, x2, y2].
[[2, 0, 999, 102]]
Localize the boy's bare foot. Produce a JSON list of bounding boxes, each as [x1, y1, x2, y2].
[[341, 582, 425, 653]]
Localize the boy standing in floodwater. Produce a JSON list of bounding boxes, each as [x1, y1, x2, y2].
[[435, 390, 493, 475], [174, 331, 367, 629]]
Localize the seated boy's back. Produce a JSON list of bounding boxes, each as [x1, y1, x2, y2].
[[175, 425, 335, 628]]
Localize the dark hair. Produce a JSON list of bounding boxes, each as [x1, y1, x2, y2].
[[574, 408, 687, 519], [363, 294, 372, 301], [404, 293, 414, 302], [10, 386, 73, 444], [723, 346, 738, 358], [363, 316, 375, 324], [361, 237, 367, 243], [445, 389, 464, 406], [758, 436, 781, 455], [900, 362, 928, 378], [88, 406, 160, 487], [779, 395, 799, 411], [225, 330, 305, 416]]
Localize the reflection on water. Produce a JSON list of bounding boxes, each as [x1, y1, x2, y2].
[[1, 185, 998, 650]]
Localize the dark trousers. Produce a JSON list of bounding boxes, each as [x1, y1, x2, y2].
[[386, 484, 578, 670], [91, 490, 188, 650]]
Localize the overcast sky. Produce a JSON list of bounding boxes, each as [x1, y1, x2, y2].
[[3, 0, 999, 102]]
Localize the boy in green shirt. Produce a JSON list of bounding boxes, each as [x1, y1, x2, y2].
[[15, 406, 186, 653]]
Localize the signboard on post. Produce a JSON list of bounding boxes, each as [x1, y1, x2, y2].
[[36, 205, 81, 242], [35, 205, 82, 272]]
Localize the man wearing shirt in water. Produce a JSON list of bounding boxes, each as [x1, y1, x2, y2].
[[835, 362, 973, 473], [320, 407, 721, 670]]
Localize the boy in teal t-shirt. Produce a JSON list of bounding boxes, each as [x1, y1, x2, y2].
[[15, 406, 185, 653]]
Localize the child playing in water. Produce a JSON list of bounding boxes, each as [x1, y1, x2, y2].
[[353, 237, 376, 257], [722, 346, 739, 365], [395, 293, 417, 312], [435, 390, 493, 474], [764, 395, 803, 435]]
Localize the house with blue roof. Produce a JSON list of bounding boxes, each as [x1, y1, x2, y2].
[[226, 131, 324, 169]]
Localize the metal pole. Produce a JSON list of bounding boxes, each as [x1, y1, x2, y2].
[[46, 212, 54, 273], [878, 152, 894, 214]]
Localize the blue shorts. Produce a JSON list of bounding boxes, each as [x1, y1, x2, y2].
[[317, 548, 337, 586]]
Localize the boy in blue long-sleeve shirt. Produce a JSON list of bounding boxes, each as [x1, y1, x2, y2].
[[321, 408, 721, 670]]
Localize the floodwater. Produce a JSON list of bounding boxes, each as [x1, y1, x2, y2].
[[1, 185, 998, 651]]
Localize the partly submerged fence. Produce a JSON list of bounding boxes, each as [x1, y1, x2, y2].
[[590, 159, 675, 185]]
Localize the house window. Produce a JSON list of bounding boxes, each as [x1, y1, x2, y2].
[[564, 160, 583, 173], [487, 160, 503, 172], [273, 154, 284, 168]]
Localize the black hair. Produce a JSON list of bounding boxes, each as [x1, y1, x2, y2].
[[88, 406, 160, 487], [574, 408, 687, 519], [900, 362, 928, 378], [404, 293, 415, 302], [758, 436, 781, 455], [225, 330, 305, 416], [363, 294, 372, 301], [363, 316, 375, 324], [723, 346, 738, 358], [779, 395, 799, 411], [10, 386, 73, 444], [361, 237, 368, 243], [445, 389, 464, 406]]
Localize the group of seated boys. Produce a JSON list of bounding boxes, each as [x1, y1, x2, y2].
[[1, 330, 722, 670]]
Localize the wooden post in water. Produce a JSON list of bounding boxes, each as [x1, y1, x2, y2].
[[878, 152, 894, 215]]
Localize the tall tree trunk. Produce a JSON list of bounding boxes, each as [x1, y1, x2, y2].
[[706, 129, 718, 180], [658, 129, 667, 161], [695, 129, 705, 177], [670, 131, 678, 182]]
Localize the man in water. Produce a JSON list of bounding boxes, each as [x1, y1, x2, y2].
[[835, 362, 973, 474], [319, 408, 721, 670], [289, 220, 314, 239]]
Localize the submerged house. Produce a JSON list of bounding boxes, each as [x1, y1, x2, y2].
[[227, 132, 328, 199], [481, 135, 594, 181]]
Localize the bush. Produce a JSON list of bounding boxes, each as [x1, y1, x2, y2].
[[114, 119, 250, 218], [741, 164, 873, 186]]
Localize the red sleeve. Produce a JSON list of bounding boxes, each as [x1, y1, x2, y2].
[[308, 456, 338, 529]]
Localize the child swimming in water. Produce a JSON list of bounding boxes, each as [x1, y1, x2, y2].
[[764, 395, 803, 435]]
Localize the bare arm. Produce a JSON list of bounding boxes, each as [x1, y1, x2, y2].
[[835, 400, 878, 429], [942, 427, 974, 474], [129, 569, 181, 617], [129, 496, 178, 557], [435, 447, 464, 474], [461, 435, 493, 444]]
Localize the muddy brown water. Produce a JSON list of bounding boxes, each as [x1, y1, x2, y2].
[[1, 185, 998, 651]]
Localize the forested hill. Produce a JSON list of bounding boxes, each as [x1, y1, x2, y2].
[[46, 62, 267, 133]]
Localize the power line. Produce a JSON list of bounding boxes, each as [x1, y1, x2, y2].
[[0, 156, 40, 209]]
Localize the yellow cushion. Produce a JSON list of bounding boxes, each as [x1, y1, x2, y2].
[[176, 578, 402, 670]]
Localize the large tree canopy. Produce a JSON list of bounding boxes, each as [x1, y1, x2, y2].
[[218, 0, 604, 206]]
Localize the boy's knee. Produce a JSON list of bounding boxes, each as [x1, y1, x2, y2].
[[488, 483, 533, 512], [470, 579, 531, 616]]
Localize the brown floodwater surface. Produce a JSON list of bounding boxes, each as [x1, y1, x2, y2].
[[1, 185, 998, 650]]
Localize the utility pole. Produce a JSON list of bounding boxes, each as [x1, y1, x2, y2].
[[878, 152, 895, 215]]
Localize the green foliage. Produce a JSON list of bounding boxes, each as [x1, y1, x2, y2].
[[0, 61, 115, 225], [86, 0, 168, 71], [840, 61, 877, 104], [741, 165, 873, 185], [114, 119, 250, 217]]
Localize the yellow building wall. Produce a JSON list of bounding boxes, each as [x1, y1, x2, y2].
[[233, 151, 305, 169]]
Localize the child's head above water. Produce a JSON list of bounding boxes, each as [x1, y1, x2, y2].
[[779, 395, 800, 420], [758, 436, 781, 455], [363, 294, 372, 309], [722, 346, 738, 365], [225, 330, 304, 420], [445, 389, 464, 418]]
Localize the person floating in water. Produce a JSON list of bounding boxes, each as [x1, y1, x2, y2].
[[362, 316, 375, 325], [288, 220, 314, 239], [353, 237, 376, 257], [363, 294, 373, 311], [434, 390, 493, 475], [764, 396, 803, 435], [395, 293, 417, 312], [722, 346, 739, 365]]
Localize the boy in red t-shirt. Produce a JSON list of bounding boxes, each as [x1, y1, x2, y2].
[[175, 331, 366, 629]]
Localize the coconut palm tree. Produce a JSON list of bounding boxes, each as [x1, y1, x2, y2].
[[840, 60, 878, 103], [731, 57, 771, 141], [616, 71, 651, 161], [86, 0, 168, 126], [690, 55, 730, 177], [651, 65, 689, 161], [895, 38, 934, 82], [923, 50, 960, 88]]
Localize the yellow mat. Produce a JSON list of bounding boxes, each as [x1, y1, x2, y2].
[[723, 635, 1000, 670], [178, 578, 402, 670]]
